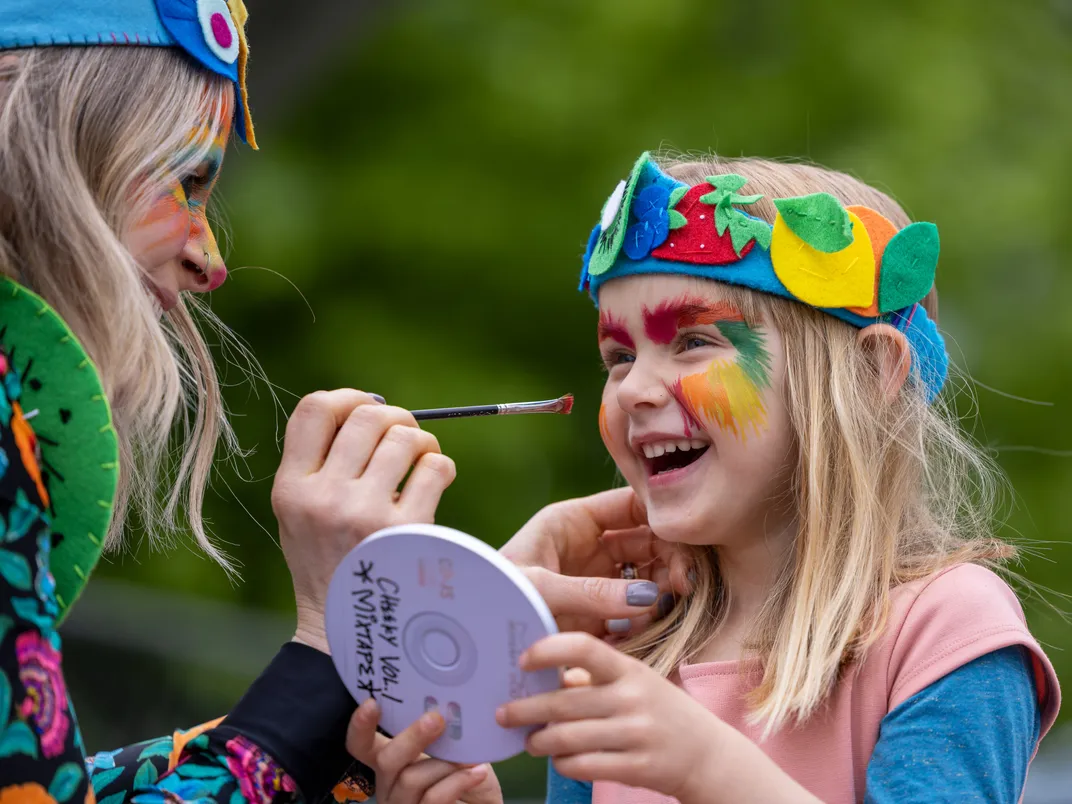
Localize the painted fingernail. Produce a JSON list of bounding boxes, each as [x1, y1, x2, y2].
[[657, 593, 675, 619], [370, 393, 386, 404], [607, 618, 632, 633], [626, 580, 658, 606]]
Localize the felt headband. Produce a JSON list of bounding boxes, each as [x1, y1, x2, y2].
[[0, 0, 257, 148], [579, 153, 949, 400]]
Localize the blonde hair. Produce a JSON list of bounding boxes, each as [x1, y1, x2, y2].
[[0, 47, 241, 568], [618, 154, 1012, 735]]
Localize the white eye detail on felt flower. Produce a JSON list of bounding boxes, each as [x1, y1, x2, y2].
[[601, 180, 627, 232], [197, 0, 240, 64]]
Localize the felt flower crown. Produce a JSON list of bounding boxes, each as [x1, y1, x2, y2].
[[0, 0, 257, 148], [579, 153, 949, 400]]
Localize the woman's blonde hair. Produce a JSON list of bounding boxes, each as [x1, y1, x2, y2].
[[618, 154, 1012, 735], [0, 47, 241, 568]]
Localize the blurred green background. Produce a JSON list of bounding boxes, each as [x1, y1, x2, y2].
[[62, 0, 1072, 799]]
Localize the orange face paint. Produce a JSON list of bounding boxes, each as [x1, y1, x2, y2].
[[598, 402, 611, 446]]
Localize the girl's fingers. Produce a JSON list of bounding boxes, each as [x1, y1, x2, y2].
[[521, 632, 626, 683], [346, 699, 390, 765], [553, 751, 639, 785], [496, 680, 618, 728], [280, 389, 377, 476], [415, 765, 488, 804], [397, 452, 457, 520], [527, 719, 637, 757], [360, 424, 443, 496], [562, 667, 593, 688], [375, 711, 447, 792], [321, 404, 420, 478], [392, 758, 475, 804]]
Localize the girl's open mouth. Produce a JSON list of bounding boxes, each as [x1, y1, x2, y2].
[[642, 440, 711, 477]]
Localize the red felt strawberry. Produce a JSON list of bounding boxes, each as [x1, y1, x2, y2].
[[651, 176, 769, 265]]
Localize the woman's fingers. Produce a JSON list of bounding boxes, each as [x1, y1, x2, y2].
[[360, 424, 442, 495], [397, 452, 457, 521], [520, 567, 660, 623], [279, 389, 378, 476], [346, 699, 390, 767], [375, 711, 448, 789], [321, 404, 421, 479]]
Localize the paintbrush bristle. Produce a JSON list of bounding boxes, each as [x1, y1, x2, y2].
[[557, 394, 574, 415]]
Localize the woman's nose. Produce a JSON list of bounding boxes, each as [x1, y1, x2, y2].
[[180, 228, 227, 292]]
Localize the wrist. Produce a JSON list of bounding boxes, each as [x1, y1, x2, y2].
[[294, 600, 330, 655]]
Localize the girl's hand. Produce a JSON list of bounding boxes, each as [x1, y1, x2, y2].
[[500, 488, 692, 637], [495, 632, 720, 803], [346, 699, 504, 804], [272, 390, 456, 653]]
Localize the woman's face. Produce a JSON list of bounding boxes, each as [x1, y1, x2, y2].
[[597, 275, 795, 546], [125, 97, 233, 315]]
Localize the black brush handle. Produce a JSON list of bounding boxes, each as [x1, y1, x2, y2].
[[412, 405, 500, 421]]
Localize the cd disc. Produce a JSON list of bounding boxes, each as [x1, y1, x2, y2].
[[325, 524, 560, 764]]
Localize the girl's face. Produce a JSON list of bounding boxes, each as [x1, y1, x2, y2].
[[597, 275, 795, 546], [125, 99, 233, 315]]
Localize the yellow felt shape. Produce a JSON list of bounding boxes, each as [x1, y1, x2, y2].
[[771, 210, 875, 309], [846, 205, 898, 318]]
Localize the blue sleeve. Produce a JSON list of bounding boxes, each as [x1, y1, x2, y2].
[[547, 760, 593, 804], [865, 645, 1041, 804]]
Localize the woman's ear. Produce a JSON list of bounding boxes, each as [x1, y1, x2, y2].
[[856, 323, 911, 402]]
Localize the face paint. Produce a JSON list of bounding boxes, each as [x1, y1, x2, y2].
[[598, 402, 611, 445], [598, 311, 636, 349], [673, 313, 773, 440], [643, 294, 745, 344]]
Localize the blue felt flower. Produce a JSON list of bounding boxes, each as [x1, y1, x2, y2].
[[626, 185, 671, 256], [623, 221, 654, 260]]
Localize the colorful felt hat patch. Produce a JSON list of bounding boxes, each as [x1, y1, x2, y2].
[[579, 154, 947, 400], [0, 279, 119, 623], [0, 0, 256, 148]]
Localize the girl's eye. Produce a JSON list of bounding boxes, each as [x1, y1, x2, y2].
[[602, 351, 635, 370], [683, 336, 710, 351]]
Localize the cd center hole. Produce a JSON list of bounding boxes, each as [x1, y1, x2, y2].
[[423, 629, 460, 668]]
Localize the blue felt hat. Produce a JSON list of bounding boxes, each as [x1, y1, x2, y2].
[[0, 0, 257, 148], [579, 153, 949, 401]]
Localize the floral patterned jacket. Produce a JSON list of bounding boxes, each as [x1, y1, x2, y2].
[[0, 343, 374, 803]]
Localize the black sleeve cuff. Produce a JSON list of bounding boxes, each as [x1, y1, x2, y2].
[[214, 641, 374, 801]]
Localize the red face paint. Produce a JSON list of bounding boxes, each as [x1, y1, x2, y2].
[[668, 379, 701, 439], [598, 311, 636, 350], [642, 295, 746, 344]]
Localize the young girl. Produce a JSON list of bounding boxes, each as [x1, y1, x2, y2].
[[495, 153, 1062, 803]]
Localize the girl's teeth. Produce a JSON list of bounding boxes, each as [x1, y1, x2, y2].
[[663, 442, 677, 454], [676, 439, 691, 452], [652, 444, 665, 458], [690, 439, 706, 450]]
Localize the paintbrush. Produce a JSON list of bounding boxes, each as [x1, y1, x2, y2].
[[411, 394, 574, 421]]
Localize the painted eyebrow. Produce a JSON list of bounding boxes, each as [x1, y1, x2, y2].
[[597, 311, 636, 350], [643, 295, 744, 344]]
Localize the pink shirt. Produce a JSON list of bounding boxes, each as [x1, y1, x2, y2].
[[593, 564, 1061, 804]]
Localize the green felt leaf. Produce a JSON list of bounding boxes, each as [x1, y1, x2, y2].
[[0, 720, 39, 758], [0, 278, 119, 624], [134, 758, 159, 788], [588, 152, 652, 276], [138, 737, 173, 760], [668, 186, 688, 208], [0, 549, 32, 590], [668, 210, 687, 229], [742, 217, 773, 250], [0, 669, 9, 723], [733, 193, 764, 205], [774, 194, 853, 253], [49, 762, 85, 802], [729, 219, 754, 256], [714, 204, 733, 236], [878, 221, 939, 312], [704, 174, 748, 193], [91, 766, 126, 792]]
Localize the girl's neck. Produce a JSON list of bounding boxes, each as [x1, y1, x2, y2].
[[693, 515, 796, 665]]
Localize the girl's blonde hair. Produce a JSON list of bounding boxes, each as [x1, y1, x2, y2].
[[0, 47, 241, 568], [619, 154, 1012, 735]]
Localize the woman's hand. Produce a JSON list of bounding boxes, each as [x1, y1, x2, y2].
[[272, 390, 456, 653], [346, 699, 504, 804], [501, 488, 692, 636], [494, 632, 718, 802]]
